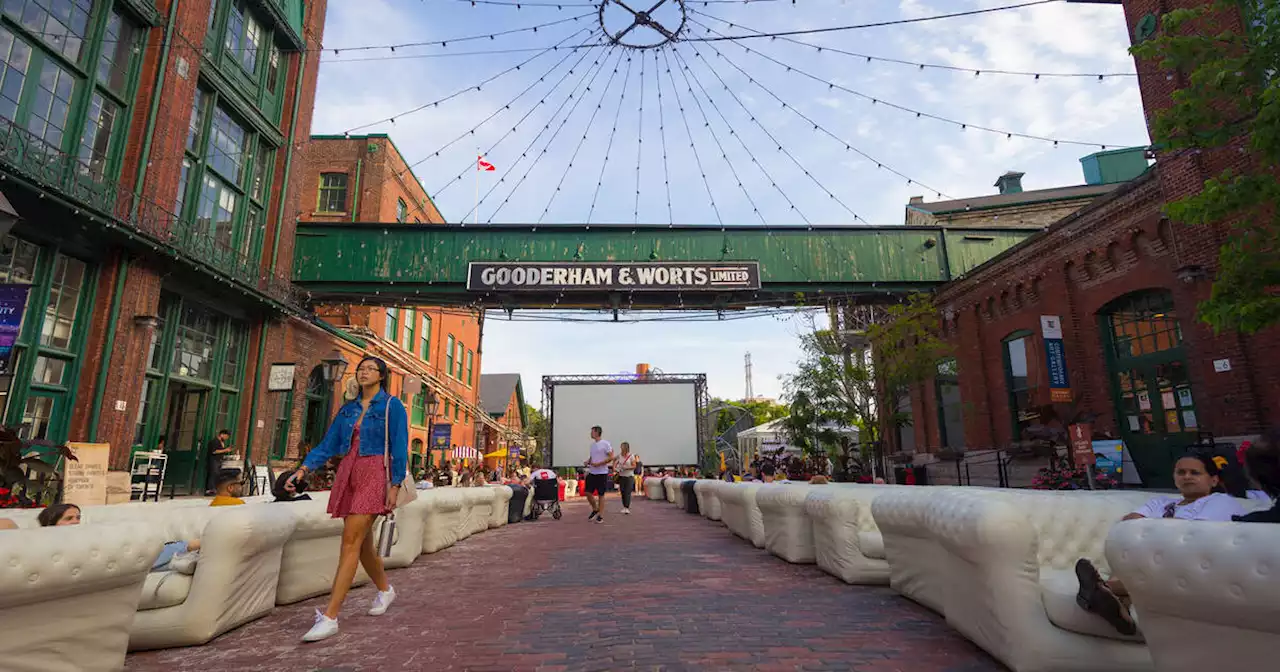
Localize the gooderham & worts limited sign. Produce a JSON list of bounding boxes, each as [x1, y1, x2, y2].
[[467, 262, 761, 292]]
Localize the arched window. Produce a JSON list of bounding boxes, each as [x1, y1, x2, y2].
[[1099, 290, 1194, 488], [302, 365, 333, 451]]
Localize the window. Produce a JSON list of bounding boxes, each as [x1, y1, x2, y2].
[[411, 391, 425, 426], [446, 334, 455, 376], [935, 358, 965, 450], [186, 90, 207, 152], [443, 399, 450, 420], [196, 172, 238, 249], [266, 44, 281, 94], [27, 59, 74, 148], [270, 390, 293, 460], [40, 255, 86, 351], [97, 10, 137, 93], [1107, 292, 1182, 359], [208, 107, 248, 182], [465, 349, 473, 386], [454, 403, 460, 422], [1003, 332, 1036, 438], [251, 148, 272, 202], [317, 173, 348, 212], [420, 314, 431, 361], [396, 198, 408, 222], [385, 307, 399, 342], [78, 93, 119, 180], [404, 309, 415, 350], [0, 27, 32, 121], [3, 0, 92, 62], [455, 342, 464, 380]]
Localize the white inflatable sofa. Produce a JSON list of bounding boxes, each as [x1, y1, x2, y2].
[[804, 484, 904, 584], [756, 483, 816, 563], [694, 479, 722, 521], [644, 476, 665, 500], [0, 522, 162, 672], [422, 487, 466, 553], [1106, 518, 1280, 672], [718, 482, 766, 548]]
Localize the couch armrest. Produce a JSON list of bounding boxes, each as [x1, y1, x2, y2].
[[0, 522, 163, 609]]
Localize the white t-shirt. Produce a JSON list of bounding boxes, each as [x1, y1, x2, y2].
[[615, 453, 639, 475], [587, 439, 613, 475], [1132, 492, 1245, 521], [529, 468, 557, 481]]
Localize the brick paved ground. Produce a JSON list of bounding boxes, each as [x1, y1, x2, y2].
[[126, 497, 1004, 672]]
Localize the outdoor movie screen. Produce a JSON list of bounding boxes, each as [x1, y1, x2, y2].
[[549, 382, 698, 468]]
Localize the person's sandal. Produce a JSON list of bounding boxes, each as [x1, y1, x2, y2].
[[1075, 558, 1137, 636]]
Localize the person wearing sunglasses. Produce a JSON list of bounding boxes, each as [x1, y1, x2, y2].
[[1074, 451, 1245, 635]]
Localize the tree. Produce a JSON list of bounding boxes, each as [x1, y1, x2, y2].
[[523, 404, 548, 465], [866, 294, 952, 454], [1129, 1, 1280, 332], [711, 397, 789, 434]]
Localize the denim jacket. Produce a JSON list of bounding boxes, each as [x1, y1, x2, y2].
[[302, 389, 408, 485]]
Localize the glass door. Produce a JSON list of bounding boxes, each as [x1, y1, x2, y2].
[[162, 384, 209, 493]]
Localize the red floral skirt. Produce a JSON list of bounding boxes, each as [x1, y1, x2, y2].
[[327, 426, 390, 518]]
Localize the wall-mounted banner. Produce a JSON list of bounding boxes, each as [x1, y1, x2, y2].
[[0, 284, 32, 375], [430, 423, 452, 451], [1040, 315, 1072, 402], [467, 261, 761, 292]]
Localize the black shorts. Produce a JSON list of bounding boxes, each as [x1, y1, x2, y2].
[[585, 473, 609, 497]]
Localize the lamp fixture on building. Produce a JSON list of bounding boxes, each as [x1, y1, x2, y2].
[[426, 390, 439, 417], [0, 190, 20, 240], [1174, 264, 1209, 284], [319, 350, 349, 385], [132, 314, 160, 329]]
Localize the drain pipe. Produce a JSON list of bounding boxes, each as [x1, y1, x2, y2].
[[270, 38, 309, 274], [242, 321, 271, 469], [131, 0, 180, 220], [350, 158, 362, 222], [86, 256, 130, 442]]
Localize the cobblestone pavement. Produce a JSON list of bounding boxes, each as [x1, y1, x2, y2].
[[126, 497, 1004, 672]]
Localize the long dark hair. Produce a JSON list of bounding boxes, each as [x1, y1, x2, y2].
[[356, 356, 390, 392], [37, 503, 80, 527], [1178, 451, 1232, 495]]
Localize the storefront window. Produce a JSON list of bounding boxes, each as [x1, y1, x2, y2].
[[40, 255, 85, 350], [1003, 331, 1035, 438], [935, 358, 964, 450]]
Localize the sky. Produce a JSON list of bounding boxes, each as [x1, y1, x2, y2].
[[311, 0, 1151, 403]]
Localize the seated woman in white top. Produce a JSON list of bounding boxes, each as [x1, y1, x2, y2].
[[1075, 452, 1245, 635]]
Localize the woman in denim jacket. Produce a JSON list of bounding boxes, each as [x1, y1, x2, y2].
[[285, 356, 408, 642]]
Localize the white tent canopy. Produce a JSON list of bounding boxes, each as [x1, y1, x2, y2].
[[736, 417, 859, 464]]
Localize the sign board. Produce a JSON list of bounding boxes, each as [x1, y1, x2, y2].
[[466, 261, 761, 292], [1040, 315, 1072, 402], [1213, 358, 1232, 373], [403, 376, 423, 398], [430, 423, 452, 451], [0, 284, 32, 374], [267, 363, 296, 392], [1092, 439, 1125, 479], [63, 442, 111, 507], [1069, 423, 1095, 467]]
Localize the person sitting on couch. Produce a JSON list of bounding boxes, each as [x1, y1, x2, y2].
[[39, 503, 203, 572], [1237, 430, 1280, 523], [1075, 451, 1245, 635], [209, 472, 245, 507]]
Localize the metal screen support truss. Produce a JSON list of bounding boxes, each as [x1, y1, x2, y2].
[[542, 372, 709, 471]]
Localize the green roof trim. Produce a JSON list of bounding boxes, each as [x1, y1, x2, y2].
[[308, 134, 446, 223], [310, 318, 367, 348]]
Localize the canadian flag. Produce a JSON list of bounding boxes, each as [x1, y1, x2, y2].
[[477, 156, 496, 172]]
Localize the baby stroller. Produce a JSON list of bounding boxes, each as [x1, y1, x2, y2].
[[529, 476, 562, 520]]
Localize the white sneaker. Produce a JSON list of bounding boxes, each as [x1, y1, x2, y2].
[[302, 609, 339, 642], [622, 508, 631, 515], [369, 586, 396, 616]]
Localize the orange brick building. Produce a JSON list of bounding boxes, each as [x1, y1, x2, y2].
[[297, 134, 489, 469]]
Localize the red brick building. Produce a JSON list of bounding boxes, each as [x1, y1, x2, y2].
[[297, 134, 489, 470], [901, 0, 1280, 488], [478, 372, 528, 467]]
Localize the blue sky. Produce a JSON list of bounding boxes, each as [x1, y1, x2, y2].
[[311, 0, 1150, 402]]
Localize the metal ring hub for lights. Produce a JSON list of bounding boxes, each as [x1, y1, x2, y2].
[[599, 0, 686, 50]]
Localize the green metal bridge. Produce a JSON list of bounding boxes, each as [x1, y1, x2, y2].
[[292, 223, 1040, 309]]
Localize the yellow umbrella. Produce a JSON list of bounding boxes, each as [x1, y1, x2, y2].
[[484, 448, 508, 458]]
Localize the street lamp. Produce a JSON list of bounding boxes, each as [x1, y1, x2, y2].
[[425, 390, 439, 466], [319, 350, 348, 387]]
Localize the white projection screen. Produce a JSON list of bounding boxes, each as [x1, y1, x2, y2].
[[550, 382, 699, 468]]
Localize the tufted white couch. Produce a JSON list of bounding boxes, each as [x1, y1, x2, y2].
[[662, 477, 678, 504], [487, 485, 513, 529], [804, 484, 906, 584], [871, 486, 974, 613], [1106, 518, 1280, 672], [382, 495, 429, 570], [718, 482, 766, 548], [921, 489, 1157, 672], [563, 479, 578, 498], [644, 476, 665, 500], [457, 487, 495, 540], [422, 488, 466, 553], [0, 522, 162, 672], [756, 483, 817, 563], [694, 480, 722, 520], [274, 493, 371, 604]]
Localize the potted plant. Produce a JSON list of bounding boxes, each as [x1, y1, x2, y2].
[[0, 426, 77, 508]]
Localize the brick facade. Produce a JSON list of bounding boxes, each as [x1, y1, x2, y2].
[[902, 0, 1280, 487]]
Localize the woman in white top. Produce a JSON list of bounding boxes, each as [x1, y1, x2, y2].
[[614, 442, 640, 515], [1076, 452, 1245, 635]]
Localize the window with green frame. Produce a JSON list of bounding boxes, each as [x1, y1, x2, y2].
[[420, 314, 431, 361], [455, 341, 464, 380], [317, 173, 348, 212], [0, 5, 143, 185], [411, 391, 425, 427], [206, 0, 286, 123], [1002, 330, 1036, 439], [0, 236, 95, 443], [270, 390, 294, 459], [404, 309, 415, 350], [465, 349, 473, 386], [175, 88, 275, 277], [385, 307, 398, 342], [443, 399, 451, 420], [396, 198, 408, 222], [446, 334, 455, 376], [454, 403, 460, 422]]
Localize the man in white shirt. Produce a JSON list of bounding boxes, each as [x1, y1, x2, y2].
[[583, 425, 613, 523]]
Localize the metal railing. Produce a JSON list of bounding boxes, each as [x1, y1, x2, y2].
[[0, 116, 305, 309]]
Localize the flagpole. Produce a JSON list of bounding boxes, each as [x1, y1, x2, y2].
[[474, 151, 480, 226]]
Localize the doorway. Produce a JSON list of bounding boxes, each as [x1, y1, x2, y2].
[[302, 365, 333, 457], [1102, 291, 1197, 488], [163, 383, 209, 493]]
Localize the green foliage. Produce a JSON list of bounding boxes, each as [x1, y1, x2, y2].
[[711, 397, 789, 434], [1129, 0, 1280, 332], [523, 404, 548, 464]]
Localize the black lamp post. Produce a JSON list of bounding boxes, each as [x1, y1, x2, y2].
[[425, 390, 439, 466]]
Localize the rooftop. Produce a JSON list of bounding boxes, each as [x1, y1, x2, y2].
[[908, 182, 1121, 216]]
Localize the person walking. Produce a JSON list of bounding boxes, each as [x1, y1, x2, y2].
[[583, 425, 613, 523], [614, 442, 639, 515], [285, 356, 408, 642]]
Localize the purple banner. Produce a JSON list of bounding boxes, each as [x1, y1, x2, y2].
[[0, 284, 31, 374]]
